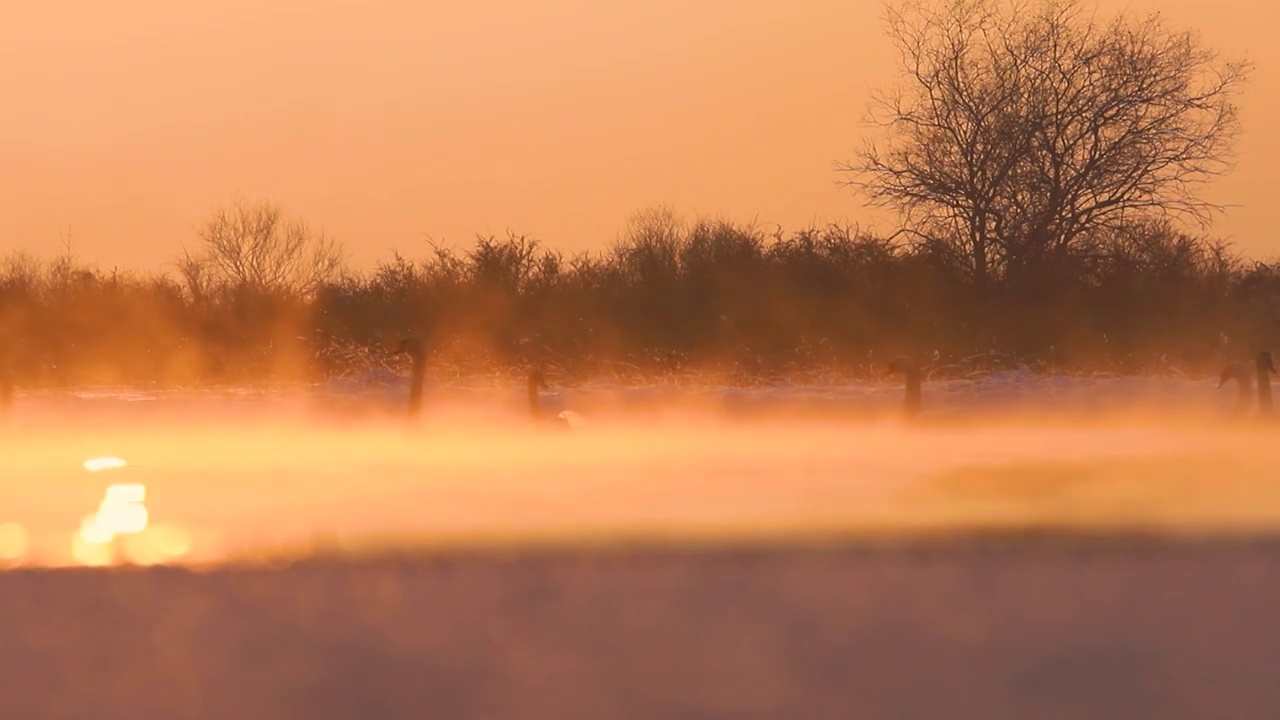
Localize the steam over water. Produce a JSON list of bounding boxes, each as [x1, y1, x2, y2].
[[3, 369, 1278, 568]]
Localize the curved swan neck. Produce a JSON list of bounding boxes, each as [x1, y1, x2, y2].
[[407, 356, 425, 413], [888, 358, 923, 417], [902, 376, 922, 416], [1257, 353, 1275, 414], [527, 371, 547, 416], [408, 355, 426, 381], [407, 367, 424, 417], [0, 357, 11, 406], [395, 339, 427, 417], [1218, 362, 1254, 413]]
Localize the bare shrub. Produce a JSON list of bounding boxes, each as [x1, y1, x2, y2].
[[180, 197, 346, 297], [2, 204, 1276, 385]]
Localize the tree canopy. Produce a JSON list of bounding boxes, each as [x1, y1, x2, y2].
[[843, 0, 1253, 292]]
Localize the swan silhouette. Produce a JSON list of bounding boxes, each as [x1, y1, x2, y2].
[[886, 356, 923, 418], [0, 344, 13, 412], [393, 337, 428, 418], [1218, 351, 1276, 416], [527, 368, 572, 429], [0, 370, 11, 413], [1257, 351, 1276, 416], [1217, 359, 1254, 414]]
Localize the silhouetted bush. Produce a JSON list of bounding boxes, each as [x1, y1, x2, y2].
[[1, 208, 1277, 387]]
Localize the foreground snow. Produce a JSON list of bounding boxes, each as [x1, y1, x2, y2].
[[0, 537, 1275, 719]]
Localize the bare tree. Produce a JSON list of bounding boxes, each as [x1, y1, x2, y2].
[[842, 0, 1252, 291], [179, 198, 346, 297]]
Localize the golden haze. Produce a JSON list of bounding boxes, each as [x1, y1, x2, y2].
[[3, 386, 1280, 569]]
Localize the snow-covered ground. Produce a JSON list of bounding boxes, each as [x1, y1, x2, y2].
[[2, 366, 1269, 568], [1, 368, 1275, 569], [1, 538, 1277, 719]]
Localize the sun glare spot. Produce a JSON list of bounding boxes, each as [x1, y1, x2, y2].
[[73, 483, 154, 566], [0, 523, 29, 564], [71, 532, 114, 567], [71, 482, 193, 567], [83, 457, 128, 472], [78, 514, 116, 545]]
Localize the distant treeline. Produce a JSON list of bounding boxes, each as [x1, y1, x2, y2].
[[1, 203, 1278, 387]]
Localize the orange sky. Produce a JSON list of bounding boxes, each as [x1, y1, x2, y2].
[[2, 0, 1276, 270]]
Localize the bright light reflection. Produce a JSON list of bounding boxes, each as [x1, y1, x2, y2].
[[70, 476, 193, 567], [84, 457, 128, 472], [0, 523, 29, 564], [71, 532, 114, 567], [73, 483, 151, 566]]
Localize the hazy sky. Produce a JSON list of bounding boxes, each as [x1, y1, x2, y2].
[[2, 0, 1276, 270]]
